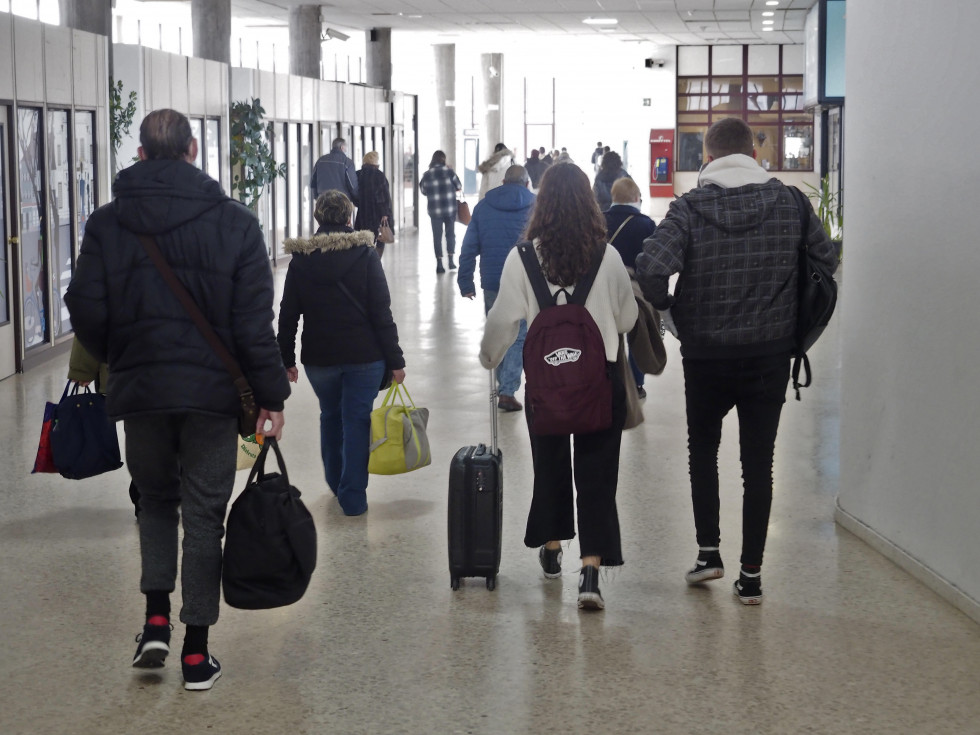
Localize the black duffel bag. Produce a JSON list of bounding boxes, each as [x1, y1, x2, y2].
[[222, 437, 317, 609]]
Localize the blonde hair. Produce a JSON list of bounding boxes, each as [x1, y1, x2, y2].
[[363, 151, 379, 166], [611, 177, 641, 204]]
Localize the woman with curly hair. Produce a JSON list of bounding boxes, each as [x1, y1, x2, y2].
[[479, 163, 637, 610]]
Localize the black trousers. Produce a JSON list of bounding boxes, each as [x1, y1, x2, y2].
[[682, 354, 790, 567], [429, 215, 456, 258], [523, 368, 627, 566]]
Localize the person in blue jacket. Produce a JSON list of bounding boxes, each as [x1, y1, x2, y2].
[[458, 165, 535, 412]]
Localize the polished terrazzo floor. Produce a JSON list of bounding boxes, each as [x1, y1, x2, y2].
[[3, 226, 979, 735]]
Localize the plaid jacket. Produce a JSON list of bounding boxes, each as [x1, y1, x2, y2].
[[635, 178, 838, 359], [420, 164, 462, 218]]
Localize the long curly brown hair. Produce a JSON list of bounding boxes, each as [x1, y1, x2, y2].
[[524, 163, 606, 287]]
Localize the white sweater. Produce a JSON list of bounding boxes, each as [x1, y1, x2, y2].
[[480, 242, 638, 368]]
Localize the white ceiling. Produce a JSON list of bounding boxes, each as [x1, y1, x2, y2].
[[233, 0, 815, 45]]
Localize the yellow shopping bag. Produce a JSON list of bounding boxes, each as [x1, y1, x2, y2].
[[368, 383, 431, 475]]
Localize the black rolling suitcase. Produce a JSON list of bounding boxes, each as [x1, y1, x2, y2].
[[448, 371, 503, 591]]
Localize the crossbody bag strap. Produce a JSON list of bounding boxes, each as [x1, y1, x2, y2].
[[334, 248, 372, 321], [608, 215, 635, 245], [137, 234, 252, 398], [517, 242, 555, 311]]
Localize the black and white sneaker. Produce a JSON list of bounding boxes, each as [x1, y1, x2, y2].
[[182, 653, 222, 691], [539, 546, 562, 578], [685, 548, 725, 584], [577, 566, 605, 610], [733, 569, 763, 605], [132, 623, 171, 668]]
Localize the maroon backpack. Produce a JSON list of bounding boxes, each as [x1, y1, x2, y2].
[[518, 243, 612, 436]]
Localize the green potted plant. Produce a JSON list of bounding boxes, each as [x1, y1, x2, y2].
[[803, 174, 843, 250], [109, 78, 137, 173], [229, 98, 286, 214]]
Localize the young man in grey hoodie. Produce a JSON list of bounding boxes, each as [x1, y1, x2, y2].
[[635, 118, 838, 605]]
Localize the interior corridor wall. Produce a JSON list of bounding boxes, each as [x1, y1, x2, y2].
[[838, 0, 980, 621]]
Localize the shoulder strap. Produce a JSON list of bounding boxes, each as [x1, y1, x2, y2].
[[518, 243, 555, 311], [566, 245, 606, 307], [608, 215, 635, 245], [137, 234, 252, 399], [787, 186, 810, 253], [334, 248, 373, 320]]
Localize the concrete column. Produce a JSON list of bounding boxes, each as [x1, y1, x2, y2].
[[434, 43, 456, 168], [365, 27, 392, 89], [192, 0, 231, 65], [480, 53, 503, 156], [289, 5, 322, 79], [59, 0, 111, 36]]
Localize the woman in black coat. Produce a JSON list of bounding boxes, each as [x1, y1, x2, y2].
[[592, 151, 630, 212], [353, 151, 394, 258], [277, 190, 406, 516]]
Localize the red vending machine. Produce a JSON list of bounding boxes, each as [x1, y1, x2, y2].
[[649, 129, 674, 198]]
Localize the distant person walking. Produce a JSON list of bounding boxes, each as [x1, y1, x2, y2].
[[591, 141, 604, 173], [354, 151, 394, 258], [311, 137, 358, 205], [419, 150, 462, 274], [478, 143, 515, 200], [593, 151, 630, 212]]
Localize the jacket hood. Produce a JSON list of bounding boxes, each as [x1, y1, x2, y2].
[[596, 167, 625, 183], [698, 154, 772, 189], [112, 159, 229, 234], [483, 183, 535, 212], [686, 174, 786, 233], [479, 148, 514, 173], [284, 229, 376, 255]]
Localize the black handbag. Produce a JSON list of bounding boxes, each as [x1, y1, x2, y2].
[[788, 187, 839, 400], [222, 438, 317, 609], [50, 381, 124, 479]]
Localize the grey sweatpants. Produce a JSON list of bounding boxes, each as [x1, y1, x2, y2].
[[124, 413, 237, 626]]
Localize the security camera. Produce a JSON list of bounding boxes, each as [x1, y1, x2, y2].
[[644, 58, 666, 69]]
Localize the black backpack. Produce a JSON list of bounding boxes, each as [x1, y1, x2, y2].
[[788, 186, 839, 400], [222, 438, 317, 609], [518, 243, 612, 435]]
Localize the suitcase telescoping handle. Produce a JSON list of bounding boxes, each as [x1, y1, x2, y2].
[[489, 369, 498, 455]]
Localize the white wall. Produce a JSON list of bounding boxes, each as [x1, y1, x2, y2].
[[838, 0, 980, 620]]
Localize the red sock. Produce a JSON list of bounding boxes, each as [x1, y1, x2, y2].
[[147, 615, 169, 627], [183, 653, 205, 666]]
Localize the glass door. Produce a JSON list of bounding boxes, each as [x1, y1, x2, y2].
[[47, 109, 72, 339], [0, 107, 15, 379], [17, 107, 48, 352]]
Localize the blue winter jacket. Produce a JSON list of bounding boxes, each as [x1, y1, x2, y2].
[[457, 184, 536, 295]]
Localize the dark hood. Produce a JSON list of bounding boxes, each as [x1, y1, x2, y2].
[[483, 183, 535, 212], [684, 179, 785, 233], [596, 167, 625, 183], [112, 159, 228, 235]]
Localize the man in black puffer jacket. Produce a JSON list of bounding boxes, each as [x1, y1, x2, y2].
[[65, 109, 290, 692]]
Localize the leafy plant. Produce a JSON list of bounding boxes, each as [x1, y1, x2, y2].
[[229, 98, 286, 212], [109, 78, 137, 164], [803, 174, 843, 241]]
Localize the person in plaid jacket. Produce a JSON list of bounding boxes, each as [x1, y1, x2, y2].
[[419, 150, 462, 274]]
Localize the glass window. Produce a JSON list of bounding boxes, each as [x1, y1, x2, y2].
[[677, 78, 710, 95], [0, 117, 8, 325], [678, 96, 710, 112], [711, 46, 743, 75], [274, 122, 286, 259], [47, 110, 73, 339], [73, 110, 96, 313], [286, 123, 298, 239], [677, 128, 705, 172], [18, 108, 48, 350], [205, 118, 220, 179], [678, 46, 708, 76], [299, 123, 311, 236], [748, 45, 779, 74], [189, 118, 204, 169]]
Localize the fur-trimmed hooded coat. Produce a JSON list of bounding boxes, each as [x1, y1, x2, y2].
[[478, 147, 515, 200], [276, 225, 405, 371]]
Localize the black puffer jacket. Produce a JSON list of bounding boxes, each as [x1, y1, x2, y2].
[[353, 165, 393, 242], [276, 226, 405, 371], [65, 159, 290, 419]]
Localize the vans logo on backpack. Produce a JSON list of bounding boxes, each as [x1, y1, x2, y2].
[[544, 348, 581, 366]]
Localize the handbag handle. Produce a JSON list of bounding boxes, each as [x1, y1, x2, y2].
[[380, 381, 417, 409], [246, 436, 290, 487], [137, 234, 254, 404]]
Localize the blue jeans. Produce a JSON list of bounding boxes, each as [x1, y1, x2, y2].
[[484, 289, 526, 397], [429, 215, 456, 258], [305, 361, 385, 516]]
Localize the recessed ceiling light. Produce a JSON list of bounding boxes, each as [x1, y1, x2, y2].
[[762, 11, 774, 16], [762, 27, 774, 31], [763, 20, 774, 25], [766, 1, 779, 5], [583, 17, 618, 25]]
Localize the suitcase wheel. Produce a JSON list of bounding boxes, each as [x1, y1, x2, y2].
[[486, 575, 496, 591], [451, 576, 460, 591]]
